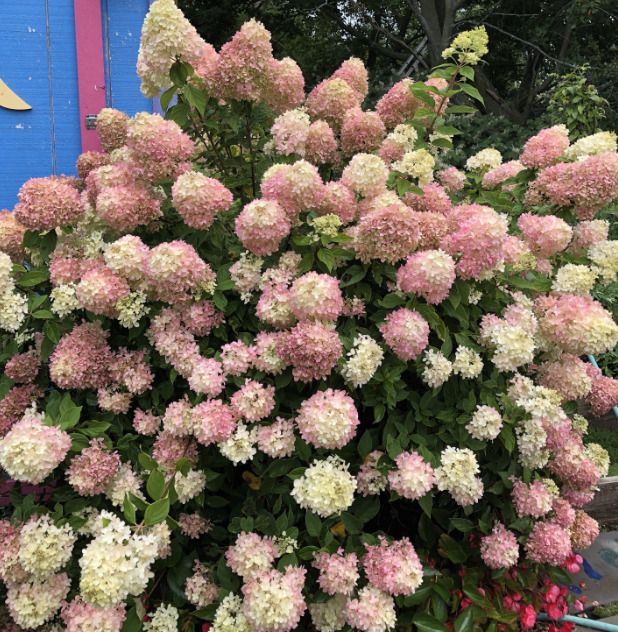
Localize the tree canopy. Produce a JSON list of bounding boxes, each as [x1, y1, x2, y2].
[[179, 0, 618, 126]]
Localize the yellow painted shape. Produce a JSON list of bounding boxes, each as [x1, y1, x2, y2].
[[0, 78, 32, 111]]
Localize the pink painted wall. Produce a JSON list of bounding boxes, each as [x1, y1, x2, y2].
[[73, 0, 106, 151]]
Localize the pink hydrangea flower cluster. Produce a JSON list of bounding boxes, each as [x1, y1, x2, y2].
[[520, 125, 570, 168], [296, 388, 359, 449], [172, 171, 233, 230], [61, 597, 126, 632], [379, 308, 430, 361], [512, 479, 554, 518], [441, 204, 508, 279], [235, 199, 291, 255], [526, 152, 618, 219], [313, 549, 359, 595], [354, 204, 420, 264], [230, 380, 275, 422], [276, 322, 342, 382], [405, 182, 453, 215], [14, 177, 83, 230], [66, 438, 121, 496], [396, 249, 456, 304], [480, 522, 519, 569], [388, 450, 435, 500], [363, 537, 423, 596], [535, 294, 618, 356], [289, 272, 344, 321], [192, 399, 238, 446], [517, 213, 572, 257], [49, 322, 113, 390], [525, 521, 572, 566]]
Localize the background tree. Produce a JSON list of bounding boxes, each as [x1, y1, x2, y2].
[[179, 0, 618, 127]]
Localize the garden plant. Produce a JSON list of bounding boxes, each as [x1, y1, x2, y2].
[[1, 1, 618, 631]]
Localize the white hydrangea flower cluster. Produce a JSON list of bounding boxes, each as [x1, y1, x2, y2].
[[309, 213, 342, 238], [212, 594, 251, 632], [105, 463, 145, 507], [465, 147, 502, 171], [309, 594, 347, 632], [143, 604, 179, 632], [137, 0, 205, 97], [341, 334, 384, 387], [116, 291, 149, 328], [387, 123, 418, 151], [79, 511, 160, 607], [292, 456, 357, 518], [435, 447, 483, 507], [421, 349, 453, 388], [442, 26, 489, 65], [466, 405, 503, 441], [588, 240, 618, 284], [585, 443, 610, 478], [50, 283, 80, 317], [230, 251, 264, 301], [551, 264, 597, 295], [392, 149, 435, 184], [482, 320, 536, 372], [174, 469, 206, 503], [565, 131, 617, 160], [7, 572, 70, 629], [18, 515, 76, 579], [452, 346, 483, 378], [219, 423, 258, 464], [0, 251, 28, 332]]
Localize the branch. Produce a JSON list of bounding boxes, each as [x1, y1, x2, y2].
[[480, 21, 579, 68]]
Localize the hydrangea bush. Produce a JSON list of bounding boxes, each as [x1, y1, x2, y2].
[[1, 1, 618, 630]]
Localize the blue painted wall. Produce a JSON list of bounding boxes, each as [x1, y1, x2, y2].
[[102, 0, 152, 116], [0, 0, 150, 210], [0, 0, 80, 210]]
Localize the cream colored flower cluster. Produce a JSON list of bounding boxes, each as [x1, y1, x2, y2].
[[0, 251, 27, 332], [465, 147, 502, 171], [341, 334, 384, 387], [79, 511, 160, 607], [292, 456, 357, 517], [442, 26, 489, 65], [435, 447, 483, 507]]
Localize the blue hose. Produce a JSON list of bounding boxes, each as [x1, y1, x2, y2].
[[538, 613, 618, 631], [587, 355, 618, 419]]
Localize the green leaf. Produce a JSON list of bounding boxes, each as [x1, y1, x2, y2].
[[340, 265, 367, 287], [18, 270, 49, 287], [358, 431, 373, 459], [143, 497, 170, 526], [342, 511, 363, 534], [305, 511, 322, 537], [123, 496, 137, 525], [438, 533, 468, 563], [138, 451, 157, 471], [32, 309, 54, 319], [419, 492, 433, 518], [413, 612, 449, 632], [170, 59, 193, 86], [380, 293, 406, 308], [454, 608, 474, 632], [459, 66, 475, 81], [146, 469, 166, 501], [121, 607, 142, 632], [450, 518, 475, 532], [184, 84, 207, 115], [317, 248, 336, 272], [460, 83, 484, 104], [447, 104, 477, 114], [160, 86, 176, 111], [58, 406, 82, 430]]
